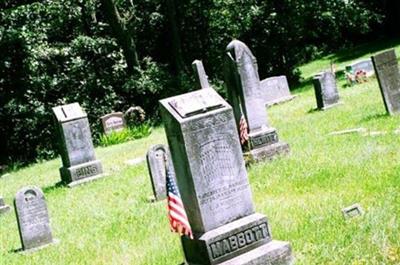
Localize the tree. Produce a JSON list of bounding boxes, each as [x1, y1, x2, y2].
[[100, 0, 140, 74]]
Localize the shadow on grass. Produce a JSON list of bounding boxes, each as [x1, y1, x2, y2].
[[360, 112, 389, 123], [43, 181, 66, 194], [292, 77, 314, 93], [331, 38, 400, 63], [307, 108, 319, 114]]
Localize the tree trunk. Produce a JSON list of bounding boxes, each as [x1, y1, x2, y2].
[[100, 0, 140, 74], [165, 0, 186, 73]]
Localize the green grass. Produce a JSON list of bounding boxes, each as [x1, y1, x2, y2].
[[1, 40, 400, 264], [299, 38, 400, 80]]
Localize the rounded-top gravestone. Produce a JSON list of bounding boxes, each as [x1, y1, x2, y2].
[[14, 186, 53, 251], [146, 144, 176, 201]]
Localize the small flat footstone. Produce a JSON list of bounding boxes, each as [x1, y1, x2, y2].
[[329, 128, 367, 136]]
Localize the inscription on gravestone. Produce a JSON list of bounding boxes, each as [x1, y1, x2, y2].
[[100, 112, 126, 134], [146, 144, 176, 201], [14, 187, 53, 251], [192, 60, 210, 89], [224, 40, 290, 162], [0, 196, 10, 214], [160, 88, 293, 265], [372, 49, 400, 115], [260, 75, 295, 106], [313, 71, 340, 110], [53, 103, 104, 187]]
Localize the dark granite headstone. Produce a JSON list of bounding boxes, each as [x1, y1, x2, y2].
[[100, 112, 126, 134], [345, 59, 375, 77], [146, 144, 176, 201], [313, 71, 340, 110], [52, 103, 104, 187], [192, 60, 210, 89], [372, 50, 400, 115], [0, 196, 10, 214], [260, 75, 295, 106], [14, 187, 53, 251], [224, 40, 290, 162], [160, 88, 293, 265]]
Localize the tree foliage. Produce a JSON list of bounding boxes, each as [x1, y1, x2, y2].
[[0, 0, 386, 165]]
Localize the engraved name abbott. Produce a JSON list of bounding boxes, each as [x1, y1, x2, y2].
[[209, 222, 270, 260], [251, 131, 278, 147]]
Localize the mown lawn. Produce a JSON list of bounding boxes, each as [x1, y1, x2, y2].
[[1, 42, 400, 265]]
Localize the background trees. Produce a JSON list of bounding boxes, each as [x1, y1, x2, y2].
[[0, 0, 393, 165]]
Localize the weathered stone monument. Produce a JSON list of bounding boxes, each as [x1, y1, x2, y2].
[[192, 59, 210, 89], [53, 103, 104, 187], [146, 144, 175, 201], [372, 49, 400, 115], [224, 40, 290, 162], [260, 75, 295, 106], [345, 59, 375, 77], [0, 196, 10, 214], [160, 88, 293, 265], [312, 71, 340, 110], [100, 112, 126, 134], [14, 186, 54, 251]]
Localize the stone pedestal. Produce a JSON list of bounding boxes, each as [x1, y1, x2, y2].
[[247, 127, 290, 162], [160, 88, 293, 265], [53, 103, 104, 187], [224, 40, 289, 162]]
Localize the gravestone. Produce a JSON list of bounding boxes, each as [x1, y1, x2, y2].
[[0, 196, 10, 214], [312, 71, 340, 110], [53, 103, 104, 187], [345, 59, 375, 77], [100, 112, 126, 134], [160, 88, 293, 265], [192, 60, 210, 89], [146, 144, 176, 201], [372, 49, 400, 115], [260, 75, 295, 106], [224, 40, 290, 162], [14, 186, 53, 251]]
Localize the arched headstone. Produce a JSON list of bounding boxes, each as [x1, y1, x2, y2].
[[14, 187, 53, 251]]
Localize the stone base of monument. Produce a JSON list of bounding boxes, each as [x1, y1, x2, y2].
[[0, 205, 10, 214], [320, 102, 342, 111], [60, 160, 105, 188], [266, 95, 297, 107], [181, 213, 293, 265], [247, 142, 290, 163]]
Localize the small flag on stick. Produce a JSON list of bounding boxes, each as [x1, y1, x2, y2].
[[165, 155, 193, 239], [239, 114, 249, 145]]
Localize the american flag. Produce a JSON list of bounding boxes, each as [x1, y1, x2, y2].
[[166, 161, 193, 239], [239, 114, 249, 145]]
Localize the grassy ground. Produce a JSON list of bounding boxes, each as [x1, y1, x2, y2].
[[1, 42, 400, 265]]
